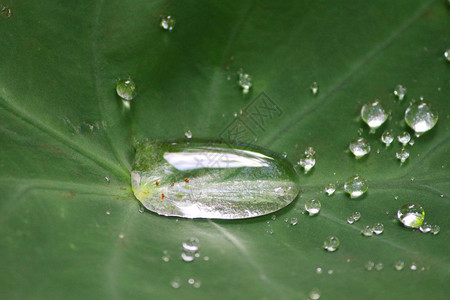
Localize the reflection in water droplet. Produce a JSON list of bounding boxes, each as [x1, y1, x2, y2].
[[116, 79, 137, 101], [106, 210, 111, 215], [397, 203, 425, 228], [396, 148, 410, 164], [161, 15, 176, 31], [373, 223, 384, 235], [394, 85, 407, 101], [162, 250, 170, 262], [344, 175, 368, 198], [361, 100, 388, 130], [181, 252, 195, 262], [305, 147, 316, 156], [410, 263, 417, 271], [316, 267, 323, 274], [397, 131, 411, 145], [325, 183, 336, 196], [310, 82, 319, 95], [1, 5, 12, 18], [139, 206, 145, 213], [349, 138, 371, 159], [405, 101, 438, 136], [323, 236, 340, 252], [352, 211, 361, 221], [381, 130, 394, 147], [305, 199, 321, 216]]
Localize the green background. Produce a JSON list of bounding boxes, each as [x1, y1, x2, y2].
[[0, 0, 449, 299]]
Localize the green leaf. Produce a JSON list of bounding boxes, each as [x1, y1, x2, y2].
[[0, 0, 449, 299]]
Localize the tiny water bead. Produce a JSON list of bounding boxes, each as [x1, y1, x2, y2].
[[430, 225, 440, 235], [238, 71, 252, 94], [305, 146, 316, 156], [397, 203, 425, 228], [419, 222, 431, 233], [170, 278, 181, 289], [323, 236, 340, 252], [361, 225, 373, 237], [374, 262, 384, 271], [162, 250, 170, 262], [394, 260, 405, 271], [309, 288, 321, 300], [298, 154, 316, 174], [397, 131, 411, 145], [365, 261, 375, 271], [310, 82, 319, 95], [305, 199, 321, 216], [396, 148, 410, 164], [315, 267, 323, 274], [184, 130, 193, 139], [444, 48, 450, 62], [290, 217, 298, 226], [373, 223, 384, 235], [349, 138, 371, 159], [381, 130, 394, 147], [131, 139, 300, 219], [182, 237, 199, 252], [160, 15, 176, 31], [325, 183, 336, 196], [116, 79, 137, 101], [344, 175, 368, 198], [394, 85, 407, 101], [1, 5, 12, 18], [347, 211, 361, 224], [405, 101, 438, 136], [361, 100, 388, 130]]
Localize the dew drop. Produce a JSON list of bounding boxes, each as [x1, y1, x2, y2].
[[182, 237, 199, 252], [290, 217, 298, 226], [131, 139, 299, 219], [305, 147, 316, 156], [375, 262, 384, 271], [397, 131, 411, 145], [381, 130, 394, 147], [181, 252, 195, 262], [349, 138, 371, 159], [419, 222, 431, 233], [394, 84, 407, 101], [139, 206, 145, 213], [394, 260, 405, 271], [397, 203, 425, 228], [347, 216, 355, 224], [161, 15, 176, 31], [361, 100, 388, 130], [316, 267, 323, 274], [105, 210, 111, 215], [116, 79, 137, 101], [344, 175, 368, 198], [282, 152, 288, 158], [373, 223, 384, 235], [396, 148, 410, 164], [184, 130, 193, 139], [309, 288, 321, 300], [325, 183, 336, 196], [271, 214, 277, 221], [352, 211, 361, 221], [327, 269, 333, 275], [298, 154, 316, 174], [323, 236, 340, 252], [1, 5, 12, 18], [444, 48, 450, 62], [365, 261, 375, 271], [405, 101, 438, 136], [105, 176, 110, 182], [170, 278, 181, 289], [238, 70, 252, 94], [361, 225, 373, 237], [305, 199, 321, 216], [162, 250, 170, 262], [430, 224, 440, 235], [118, 233, 125, 239], [310, 82, 319, 95], [410, 263, 417, 271]]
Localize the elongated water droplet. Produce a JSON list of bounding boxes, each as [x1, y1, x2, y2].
[[323, 236, 339, 252], [397, 203, 425, 228], [396, 148, 410, 164], [373, 223, 384, 235], [381, 130, 394, 147], [298, 154, 316, 174], [131, 139, 300, 219], [397, 131, 411, 145], [116, 79, 137, 101], [325, 183, 336, 196], [310, 82, 319, 95], [344, 175, 368, 198], [361, 225, 373, 236], [405, 101, 438, 136], [444, 48, 450, 62], [394, 85, 407, 100], [394, 260, 405, 271], [349, 138, 371, 159], [161, 15, 176, 31], [305, 199, 321, 216], [361, 100, 388, 130]]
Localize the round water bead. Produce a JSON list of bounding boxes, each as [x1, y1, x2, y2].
[[361, 225, 373, 237], [430, 225, 440, 235], [444, 48, 450, 62], [325, 183, 336, 196], [396, 148, 410, 164], [381, 130, 394, 147], [344, 175, 368, 198], [347, 216, 355, 224], [305, 199, 321, 216], [394, 260, 405, 271], [182, 237, 199, 252], [394, 85, 407, 101], [397, 203, 425, 228], [349, 138, 371, 159], [323, 236, 340, 252], [184, 130, 193, 139], [419, 222, 431, 233], [397, 131, 411, 145], [352, 211, 361, 221], [161, 15, 176, 31], [361, 100, 388, 129], [290, 217, 298, 226], [116, 79, 137, 101], [310, 82, 319, 95], [373, 223, 384, 235], [298, 154, 316, 174], [238, 73, 252, 94], [309, 288, 321, 300], [405, 101, 438, 136]]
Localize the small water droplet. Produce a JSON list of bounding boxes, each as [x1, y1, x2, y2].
[[396, 148, 410, 164], [170, 278, 181, 289], [327, 269, 333, 275], [410, 263, 417, 271], [381, 130, 394, 147], [304, 146, 316, 156], [349, 138, 371, 159], [162, 250, 170, 262], [394, 85, 407, 101], [139, 206, 145, 213], [271, 214, 277, 221], [161, 15, 176, 31], [298, 154, 316, 174], [203, 256, 210, 261], [397, 203, 425, 228], [325, 183, 336, 196], [116, 79, 137, 101], [430, 224, 440, 235], [282, 152, 288, 158], [1, 6, 12, 18], [184, 130, 193, 139], [394, 260, 405, 271], [373, 223, 384, 235], [105, 176, 110, 182], [361, 225, 373, 236], [444, 48, 450, 62], [405, 101, 438, 136], [397, 131, 411, 145], [290, 217, 298, 226], [181, 252, 195, 262], [347, 216, 355, 224], [365, 261, 375, 271], [310, 82, 319, 95], [352, 211, 361, 221], [361, 100, 388, 130], [375, 262, 384, 271], [419, 222, 431, 233], [238, 71, 252, 94], [323, 236, 340, 252], [305, 199, 321, 216], [106, 210, 111, 215], [309, 288, 321, 300], [182, 237, 199, 252], [316, 267, 323, 274], [118, 233, 125, 239], [344, 175, 368, 198]]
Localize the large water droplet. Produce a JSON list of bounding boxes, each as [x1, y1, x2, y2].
[[381, 130, 394, 147], [344, 175, 368, 198], [397, 131, 411, 146], [405, 101, 438, 136], [394, 85, 407, 101], [161, 15, 176, 31], [310, 82, 319, 95], [396, 148, 410, 164], [116, 79, 137, 101], [131, 139, 300, 219], [397, 203, 425, 228], [361, 100, 388, 130], [349, 138, 371, 159], [323, 236, 340, 252], [305, 199, 321, 216]]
